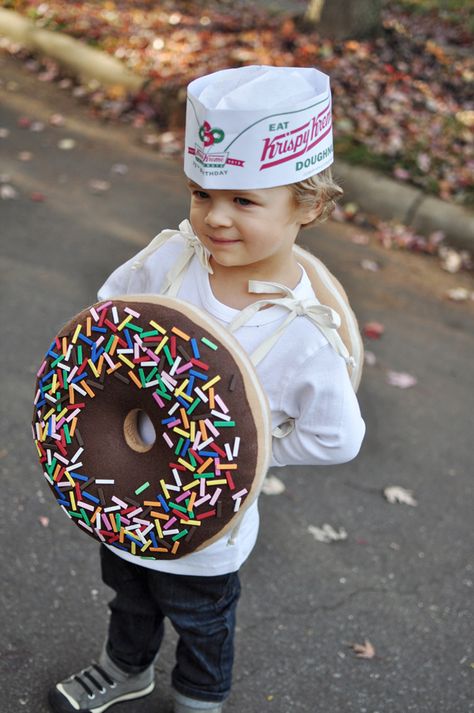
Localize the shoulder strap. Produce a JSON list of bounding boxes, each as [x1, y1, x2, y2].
[[129, 219, 212, 296]]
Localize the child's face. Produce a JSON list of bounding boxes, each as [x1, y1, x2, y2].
[[187, 180, 310, 272]]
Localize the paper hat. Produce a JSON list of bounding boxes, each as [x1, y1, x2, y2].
[[184, 65, 334, 190]]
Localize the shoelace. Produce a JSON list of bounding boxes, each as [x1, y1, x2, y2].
[[74, 663, 116, 699]]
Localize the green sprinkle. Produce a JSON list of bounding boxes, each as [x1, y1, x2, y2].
[[140, 330, 159, 338], [169, 502, 188, 514], [115, 513, 121, 531], [155, 388, 171, 401], [186, 398, 201, 415], [139, 368, 147, 388], [213, 421, 235, 427], [135, 481, 150, 495], [51, 354, 65, 368], [77, 345, 83, 364], [79, 508, 90, 526], [126, 322, 143, 333], [201, 337, 218, 351], [105, 335, 115, 353], [172, 529, 189, 542], [175, 437, 184, 456], [163, 344, 174, 366], [145, 367, 158, 383], [64, 423, 72, 444]]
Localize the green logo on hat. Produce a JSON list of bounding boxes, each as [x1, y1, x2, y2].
[[199, 121, 225, 147]]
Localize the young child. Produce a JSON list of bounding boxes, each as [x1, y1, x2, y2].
[[49, 66, 365, 713]]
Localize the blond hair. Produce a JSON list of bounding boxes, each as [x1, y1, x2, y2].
[[289, 167, 343, 227]]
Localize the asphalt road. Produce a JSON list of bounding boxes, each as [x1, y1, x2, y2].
[[1, 53, 473, 713]]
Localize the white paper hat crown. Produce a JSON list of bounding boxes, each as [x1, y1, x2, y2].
[[184, 65, 334, 190]]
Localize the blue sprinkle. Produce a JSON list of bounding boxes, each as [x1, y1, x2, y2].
[[191, 338, 200, 359], [78, 334, 94, 346], [71, 472, 89, 481], [158, 495, 170, 513], [189, 369, 208, 381], [82, 491, 100, 504]]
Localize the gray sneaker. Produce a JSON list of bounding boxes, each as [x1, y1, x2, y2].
[[48, 649, 155, 713], [173, 690, 223, 713]]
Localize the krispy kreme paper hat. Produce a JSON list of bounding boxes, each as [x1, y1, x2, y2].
[[184, 65, 334, 190]]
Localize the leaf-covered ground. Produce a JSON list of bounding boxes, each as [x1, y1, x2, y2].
[[2, 0, 473, 205]]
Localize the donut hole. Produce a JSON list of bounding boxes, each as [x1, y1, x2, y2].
[[123, 409, 156, 453]]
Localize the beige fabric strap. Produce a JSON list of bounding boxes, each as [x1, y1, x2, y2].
[[228, 280, 354, 368], [130, 219, 212, 296]]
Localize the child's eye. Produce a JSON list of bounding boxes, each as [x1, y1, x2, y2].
[[234, 197, 253, 206], [192, 190, 209, 200]]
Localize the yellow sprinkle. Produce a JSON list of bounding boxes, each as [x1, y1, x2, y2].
[[150, 320, 167, 335], [154, 519, 163, 539], [206, 479, 228, 486], [117, 314, 133, 331], [178, 458, 196, 472], [72, 324, 82, 344], [202, 375, 221, 391], [180, 519, 201, 526], [69, 491, 76, 511], [190, 421, 196, 441], [181, 479, 200, 491], [160, 479, 170, 500], [88, 359, 100, 378], [118, 353, 134, 369], [44, 407, 55, 421], [154, 335, 169, 354], [173, 427, 190, 438], [141, 540, 152, 552]]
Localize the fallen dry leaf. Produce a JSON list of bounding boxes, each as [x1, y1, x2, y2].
[[445, 287, 473, 302], [363, 322, 385, 339], [386, 370, 417, 389], [261, 475, 286, 495], [350, 639, 376, 659], [308, 524, 348, 543], [384, 486, 418, 506]]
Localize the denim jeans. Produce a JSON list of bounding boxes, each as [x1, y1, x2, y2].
[[100, 545, 241, 703]]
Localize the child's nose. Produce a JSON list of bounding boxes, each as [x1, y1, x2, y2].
[[204, 204, 232, 228]]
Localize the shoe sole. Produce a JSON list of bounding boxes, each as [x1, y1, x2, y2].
[[48, 680, 155, 713]]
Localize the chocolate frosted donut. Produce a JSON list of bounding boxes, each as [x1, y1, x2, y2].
[[32, 296, 271, 559]]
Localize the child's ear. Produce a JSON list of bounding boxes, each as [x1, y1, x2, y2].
[[299, 201, 322, 226]]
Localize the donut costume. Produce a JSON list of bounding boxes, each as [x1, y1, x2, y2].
[[31, 66, 365, 568], [32, 296, 271, 559]]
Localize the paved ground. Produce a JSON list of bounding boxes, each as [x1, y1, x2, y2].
[[1, 53, 473, 713]]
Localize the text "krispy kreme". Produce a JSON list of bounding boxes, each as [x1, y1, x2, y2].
[[260, 104, 331, 171]]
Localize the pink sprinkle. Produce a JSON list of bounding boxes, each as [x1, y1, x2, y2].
[[176, 361, 193, 374], [90, 307, 100, 322], [167, 419, 181, 429], [153, 392, 165, 408], [232, 488, 248, 500], [214, 394, 229, 414], [125, 307, 141, 318], [210, 488, 222, 506], [163, 516, 177, 530], [162, 431, 173, 447], [37, 360, 47, 378], [96, 301, 112, 313], [205, 419, 219, 437]]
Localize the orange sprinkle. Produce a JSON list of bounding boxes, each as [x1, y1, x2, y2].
[[128, 370, 142, 388]]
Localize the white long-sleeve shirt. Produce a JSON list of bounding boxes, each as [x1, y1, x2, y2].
[[97, 229, 365, 575]]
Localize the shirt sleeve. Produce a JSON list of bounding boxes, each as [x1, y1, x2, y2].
[[270, 343, 365, 467]]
